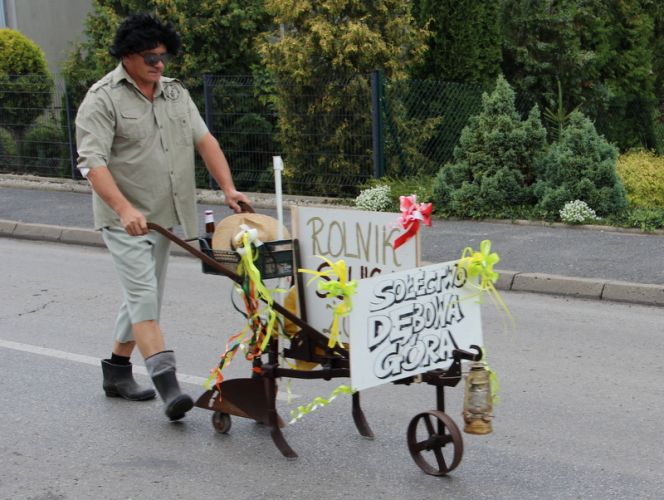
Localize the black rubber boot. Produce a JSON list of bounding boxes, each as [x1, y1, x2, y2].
[[101, 359, 156, 401], [151, 371, 194, 421], [145, 350, 193, 421]]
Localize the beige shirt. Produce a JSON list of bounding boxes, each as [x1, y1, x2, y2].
[[75, 63, 208, 239]]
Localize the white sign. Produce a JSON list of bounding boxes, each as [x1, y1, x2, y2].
[[291, 206, 419, 337], [349, 260, 483, 391]]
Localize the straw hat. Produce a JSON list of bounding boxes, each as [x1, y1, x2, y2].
[[211, 213, 290, 251]]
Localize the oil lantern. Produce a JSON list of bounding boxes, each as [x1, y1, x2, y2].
[[462, 361, 493, 435]]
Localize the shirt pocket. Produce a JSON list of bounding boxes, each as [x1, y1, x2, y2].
[[116, 109, 149, 140], [166, 103, 193, 146]]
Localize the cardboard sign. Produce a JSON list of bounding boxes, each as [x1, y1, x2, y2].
[[291, 206, 419, 337], [349, 260, 483, 391]]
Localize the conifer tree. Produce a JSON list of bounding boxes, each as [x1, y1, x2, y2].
[[596, 0, 657, 149], [501, 0, 657, 150], [534, 111, 626, 216], [501, 0, 611, 117], [433, 75, 547, 217], [411, 0, 502, 86], [648, 1, 664, 98], [258, 0, 428, 194]]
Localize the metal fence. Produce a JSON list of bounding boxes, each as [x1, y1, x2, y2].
[[0, 73, 536, 197], [201, 74, 377, 196], [0, 75, 76, 179], [382, 77, 486, 178], [202, 75, 287, 193]]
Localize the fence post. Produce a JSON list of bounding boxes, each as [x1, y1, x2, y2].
[[371, 70, 385, 178], [202, 74, 217, 189], [63, 83, 78, 179]]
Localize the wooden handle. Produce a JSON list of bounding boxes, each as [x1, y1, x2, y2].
[[238, 201, 255, 213]]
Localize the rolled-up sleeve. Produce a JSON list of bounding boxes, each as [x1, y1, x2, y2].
[[75, 91, 115, 177]]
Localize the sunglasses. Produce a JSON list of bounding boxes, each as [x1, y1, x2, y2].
[[141, 52, 171, 66]]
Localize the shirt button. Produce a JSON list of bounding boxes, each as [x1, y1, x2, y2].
[[165, 147, 169, 152]]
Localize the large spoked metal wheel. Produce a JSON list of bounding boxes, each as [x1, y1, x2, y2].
[[407, 410, 463, 476], [212, 411, 232, 434]]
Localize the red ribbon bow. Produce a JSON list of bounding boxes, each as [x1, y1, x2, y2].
[[393, 195, 432, 250]]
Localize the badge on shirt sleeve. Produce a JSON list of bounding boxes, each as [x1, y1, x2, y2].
[[164, 84, 182, 101]]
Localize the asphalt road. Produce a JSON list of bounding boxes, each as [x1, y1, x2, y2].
[[1, 238, 663, 499], [2, 185, 664, 285]]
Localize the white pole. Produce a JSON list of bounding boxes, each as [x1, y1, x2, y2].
[[273, 156, 284, 240], [272, 156, 287, 307]]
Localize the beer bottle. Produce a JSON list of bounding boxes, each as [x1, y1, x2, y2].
[[203, 209, 215, 250]]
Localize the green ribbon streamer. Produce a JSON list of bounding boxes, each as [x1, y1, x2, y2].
[[288, 384, 356, 424], [458, 239, 514, 326]]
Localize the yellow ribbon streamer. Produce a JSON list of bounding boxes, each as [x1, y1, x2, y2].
[[288, 384, 356, 424], [236, 231, 279, 351], [459, 239, 500, 288], [458, 239, 514, 326], [299, 256, 357, 348]]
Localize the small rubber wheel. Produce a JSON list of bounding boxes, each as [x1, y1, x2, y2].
[[407, 410, 463, 476], [212, 411, 232, 434]]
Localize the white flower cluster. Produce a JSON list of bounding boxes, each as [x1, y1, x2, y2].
[[355, 184, 392, 212], [559, 200, 599, 224]]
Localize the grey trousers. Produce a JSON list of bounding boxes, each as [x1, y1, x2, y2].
[[101, 227, 171, 343]]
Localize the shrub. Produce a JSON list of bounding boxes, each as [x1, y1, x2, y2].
[[559, 200, 599, 224], [621, 207, 664, 231], [356, 175, 436, 212], [22, 119, 68, 176], [432, 75, 547, 217], [0, 127, 18, 171], [0, 127, 17, 155], [382, 175, 435, 207], [355, 185, 392, 212], [534, 111, 627, 216], [0, 29, 53, 139], [616, 150, 664, 208]]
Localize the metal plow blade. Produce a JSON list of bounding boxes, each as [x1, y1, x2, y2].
[[195, 378, 285, 428]]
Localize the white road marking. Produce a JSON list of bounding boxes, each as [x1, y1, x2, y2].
[[0, 338, 297, 400]]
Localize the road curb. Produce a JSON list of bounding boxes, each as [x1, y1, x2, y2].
[[2, 219, 662, 307], [4, 173, 664, 234], [511, 273, 605, 299], [0, 173, 348, 210], [601, 280, 664, 305], [0, 219, 192, 257]]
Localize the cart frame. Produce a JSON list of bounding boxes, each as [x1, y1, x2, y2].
[[147, 220, 482, 476]]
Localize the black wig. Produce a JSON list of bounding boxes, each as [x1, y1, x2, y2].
[[109, 13, 181, 58]]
